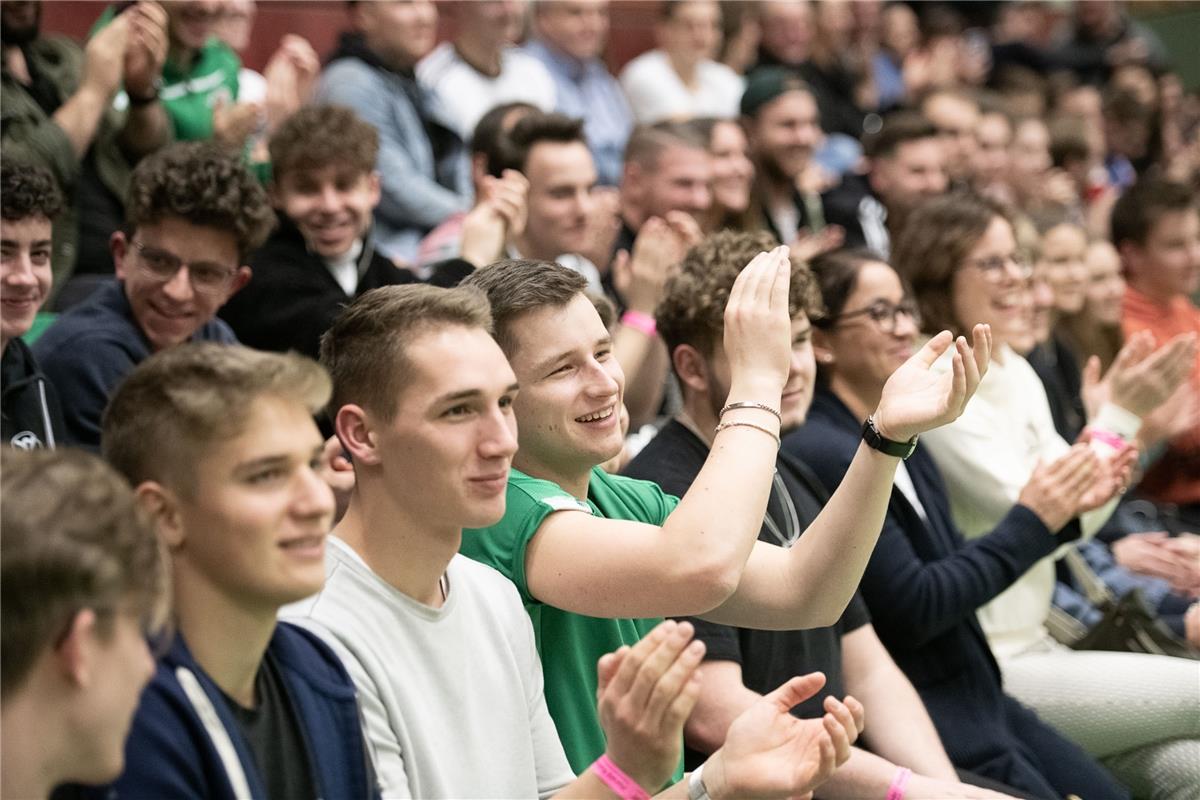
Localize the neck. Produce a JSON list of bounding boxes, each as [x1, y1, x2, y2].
[[620, 207, 646, 235], [335, 485, 457, 607], [171, 567, 278, 707], [665, 49, 698, 86], [513, 452, 592, 500], [168, 41, 199, 70], [512, 230, 554, 262], [1, 701, 60, 799], [455, 33, 503, 78], [828, 374, 881, 425], [1127, 277, 1176, 307]]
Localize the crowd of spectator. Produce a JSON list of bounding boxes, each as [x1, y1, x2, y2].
[[3, 1, 1200, 799]]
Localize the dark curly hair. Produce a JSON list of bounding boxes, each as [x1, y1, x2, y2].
[[125, 142, 275, 259], [269, 104, 379, 181], [657, 230, 824, 362], [1, 161, 64, 222]]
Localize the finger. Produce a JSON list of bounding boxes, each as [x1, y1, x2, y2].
[[625, 621, 695, 712], [640, 638, 705, 730], [727, 249, 771, 315], [971, 323, 991, 379], [596, 651, 620, 698], [823, 695, 860, 744], [843, 694, 865, 734], [763, 672, 827, 712], [913, 330, 954, 367], [958, 334, 981, 396], [815, 730, 836, 781], [947, 343, 966, 409], [768, 246, 792, 313], [1082, 355, 1102, 389], [824, 711, 852, 763], [659, 668, 704, 736], [606, 620, 672, 699]]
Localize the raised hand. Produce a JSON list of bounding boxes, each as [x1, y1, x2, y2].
[[612, 216, 689, 313], [459, 170, 528, 267], [874, 324, 992, 442], [596, 620, 705, 793], [1018, 445, 1101, 532], [122, 1, 168, 99], [263, 34, 321, 133], [82, 10, 131, 99], [212, 96, 262, 149], [722, 246, 795, 402], [1084, 331, 1197, 419], [699, 672, 864, 800]]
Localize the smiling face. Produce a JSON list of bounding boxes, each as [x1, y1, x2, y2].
[[709, 121, 754, 216], [0, 214, 52, 350], [358, 0, 438, 69], [523, 140, 597, 259], [749, 90, 822, 182], [168, 395, 334, 612], [114, 216, 248, 352], [536, 0, 609, 60], [273, 163, 380, 260], [820, 261, 918, 394], [505, 293, 624, 483], [370, 325, 520, 531], [951, 215, 1030, 351], [638, 144, 714, 224], [1085, 239, 1125, 325], [1036, 222, 1089, 314]]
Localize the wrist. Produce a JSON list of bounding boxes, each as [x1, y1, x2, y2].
[[620, 310, 657, 337], [697, 753, 730, 800], [886, 767, 912, 800], [592, 754, 652, 799]]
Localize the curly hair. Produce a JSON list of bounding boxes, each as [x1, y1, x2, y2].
[[269, 104, 379, 182], [125, 142, 275, 259], [1, 160, 64, 222], [656, 230, 824, 362], [891, 191, 1013, 337]]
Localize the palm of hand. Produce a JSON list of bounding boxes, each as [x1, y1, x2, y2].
[[876, 358, 958, 441], [720, 707, 834, 797]]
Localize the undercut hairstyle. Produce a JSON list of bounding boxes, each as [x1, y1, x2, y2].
[[461, 259, 587, 356], [657, 230, 823, 363], [864, 111, 939, 160], [269, 104, 379, 182], [1, 161, 64, 222], [491, 111, 587, 176], [892, 191, 1014, 337], [125, 141, 276, 260], [1110, 175, 1196, 249], [103, 344, 330, 491], [2, 448, 169, 698], [322, 284, 493, 421], [472, 101, 538, 172], [624, 121, 710, 172]]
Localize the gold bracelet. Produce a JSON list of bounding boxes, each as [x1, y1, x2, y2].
[[714, 420, 781, 448], [720, 401, 782, 421]]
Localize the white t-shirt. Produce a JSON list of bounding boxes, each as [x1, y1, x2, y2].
[[418, 42, 556, 140], [618, 50, 744, 124], [282, 539, 574, 799]]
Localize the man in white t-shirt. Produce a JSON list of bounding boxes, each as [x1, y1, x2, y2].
[[418, 1, 556, 141]]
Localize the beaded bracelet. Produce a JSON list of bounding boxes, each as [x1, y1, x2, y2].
[[714, 420, 781, 447], [720, 401, 782, 421]]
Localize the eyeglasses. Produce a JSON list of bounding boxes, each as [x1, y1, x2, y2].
[[130, 240, 237, 295], [964, 253, 1034, 285], [834, 298, 921, 333]]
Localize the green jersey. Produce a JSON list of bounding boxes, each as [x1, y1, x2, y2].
[[461, 467, 683, 782]]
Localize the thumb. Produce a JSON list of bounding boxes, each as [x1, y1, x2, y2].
[[1083, 355, 1101, 388], [613, 249, 630, 280], [766, 672, 827, 712]]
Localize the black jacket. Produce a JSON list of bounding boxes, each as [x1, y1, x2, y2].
[[1, 337, 64, 449], [220, 216, 419, 360]]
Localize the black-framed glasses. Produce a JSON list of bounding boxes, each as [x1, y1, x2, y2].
[[834, 298, 921, 333], [964, 253, 1034, 285], [130, 240, 236, 295]]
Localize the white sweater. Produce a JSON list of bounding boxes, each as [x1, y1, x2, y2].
[[282, 538, 574, 799], [920, 344, 1138, 658]]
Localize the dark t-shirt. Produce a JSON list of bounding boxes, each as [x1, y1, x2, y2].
[[624, 420, 870, 766], [220, 651, 317, 800]]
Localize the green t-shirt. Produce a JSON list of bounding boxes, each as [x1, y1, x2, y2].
[[461, 467, 683, 782]]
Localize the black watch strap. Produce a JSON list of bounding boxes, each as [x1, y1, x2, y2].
[[861, 415, 918, 459]]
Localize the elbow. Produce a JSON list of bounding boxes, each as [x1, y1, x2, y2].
[[673, 558, 742, 615]]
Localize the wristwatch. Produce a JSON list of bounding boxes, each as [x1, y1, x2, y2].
[[687, 764, 711, 800], [861, 415, 918, 459]]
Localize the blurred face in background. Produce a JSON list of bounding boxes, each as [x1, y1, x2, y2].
[[708, 120, 754, 216], [1009, 117, 1052, 199], [758, 0, 813, 65], [973, 112, 1012, 188], [1084, 240, 1125, 326], [164, 0, 225, 52], [748, 90, 822, 182], [658, 0, 722, 68], [923, 93, 980, 182], [535, 0, 608, 60], [357, 0, 438, 69], [870, 138, 948, 213], [1036, 223, 1089, 314]]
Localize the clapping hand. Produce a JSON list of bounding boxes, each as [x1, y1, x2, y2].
[[874, 325, 992, 442]]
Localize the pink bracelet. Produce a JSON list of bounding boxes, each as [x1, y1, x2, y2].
[[621, 310, 657, 337], [591, 755, 650, 800], [886, 767, 912, 800]]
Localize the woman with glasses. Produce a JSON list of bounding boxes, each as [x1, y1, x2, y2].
[[784, 248, 1129, 800], [895, 192, 1198, 799]]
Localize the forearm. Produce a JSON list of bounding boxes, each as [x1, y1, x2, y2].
[[118, 100, 171, 157], [709, 442, 897, 630], [849, 665, 956, 781], [51, 82, 111, 158], [822, 748, 973, 800], [612, 325, 668, 428], [683, 682, 762, 756]]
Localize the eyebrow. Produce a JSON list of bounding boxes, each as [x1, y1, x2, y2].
[[233, 444, 323, 475], [531, 336, 611, 377], [433, 383, 521, 405]]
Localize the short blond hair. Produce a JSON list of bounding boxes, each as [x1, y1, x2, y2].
[[321, 284, 494, 421], [102, 344, 331, 490]]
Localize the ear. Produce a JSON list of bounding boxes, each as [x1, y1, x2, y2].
[[111, 230, 130, 280], [55, 609, 99, 688], [134, 481, 187, 550], [672, 343, 710, 395], [336, 404, 381, 467], [225, 266, 253, 300], [811, 327, 835, 366], [1116, 240, 1140, 278], [367, 171, 382, 208]]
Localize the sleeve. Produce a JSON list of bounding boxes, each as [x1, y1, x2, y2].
[[289, 617, 414, 799], [34, 334, 137, 452], [836, 591, 871, 635], [0, 42, 84, 189], [317, 64, 467, 232], [519, 597, 576, 800], [681, 615, 745, 665]]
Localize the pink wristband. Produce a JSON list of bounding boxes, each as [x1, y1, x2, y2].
[[591, 755, 650, 800], [886, 767, 912, 800], [621, 310, 657, 337]]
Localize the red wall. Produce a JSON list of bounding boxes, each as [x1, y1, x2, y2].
[[41, 1, 658, 74]]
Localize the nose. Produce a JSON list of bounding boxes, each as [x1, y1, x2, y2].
[[317, 183, 341, 213], [583, 356, 620, 399], [894, 307, 920, 338], [161, 265, 195, 301], [295, 465, 336, 521], [479, 406, 519, 460], [2, 253, 37, 286]]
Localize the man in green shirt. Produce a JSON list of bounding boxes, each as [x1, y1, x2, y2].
[[461, 251, 992, 774]]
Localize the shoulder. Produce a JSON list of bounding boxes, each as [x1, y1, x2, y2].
[[620, 50, 665, 81], [701, 60, 743, 88], [269, 622, 358, 695], [417, 42, 458, 84], [589, 468, 679, 524]]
